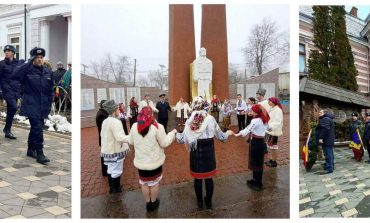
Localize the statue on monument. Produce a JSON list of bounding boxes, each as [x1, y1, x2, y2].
[[191, 47, 212, 101]]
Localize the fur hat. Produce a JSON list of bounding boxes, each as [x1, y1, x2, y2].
[[3, 45, 16, 53], [102, 100, 118, 114], [256, 88, 266, 97]]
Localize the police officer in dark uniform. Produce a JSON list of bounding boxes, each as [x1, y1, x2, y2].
[[0, 45, 22, 139], [364, 112, 370, 164], [155, 93, 172, 133], [12, 47, 53, 164]]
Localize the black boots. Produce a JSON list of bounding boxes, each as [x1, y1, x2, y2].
[[36, 150, 50, 165], [3, 129, 16, 139], [204, 196, 212, 208], [108, 175, 122, 194], [101, 157, 108, 177], [27, 147, 37, 159], [146, 199, 160, 211], [265, 159, 277, 167], [247, 171, 263, 191]]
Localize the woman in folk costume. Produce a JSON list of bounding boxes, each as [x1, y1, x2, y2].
[[118, 102, 129, 134], [221, 99, 233, 131], [210, 94, 221, 122], [265, 97, 284, 167], [100, 100, 130, 194], [128, 106, 177, 211], [235, 104, 269, 191], [176, 96, 233, 209], [173, 97, 192, 132], [129, 97, 139, 127]]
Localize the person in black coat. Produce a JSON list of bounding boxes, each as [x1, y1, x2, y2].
[[95, 100, 108, 176], [11, 47, 53, 164], [52, 61, 67, 110], [315, 109, 335, 174], [0, 45, 23, 139], [364, 112, 370, 164], [156, 93, 172, 133]]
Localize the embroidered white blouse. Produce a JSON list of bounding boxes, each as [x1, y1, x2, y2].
[[239, 118, 267, 137]]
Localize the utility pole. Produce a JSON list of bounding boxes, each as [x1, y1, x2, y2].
[[24, 4, 27, 59], [133, 58, 137, 87], [81, 64, 88, 74]]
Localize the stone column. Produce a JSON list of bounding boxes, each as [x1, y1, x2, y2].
[[168, 4, 196, 104], [201, 4, 229, 100], [39, 18, 50, 58], [66, 16, 72, 63]]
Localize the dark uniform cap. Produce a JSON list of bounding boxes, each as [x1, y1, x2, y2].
[[3, 45, 16, 53], [30, 47, 46, 57], [159, 93, 166, 97], [366, 112, 370, 117], [352, 112, 359, 117]]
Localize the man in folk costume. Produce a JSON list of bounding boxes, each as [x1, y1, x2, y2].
[[265, 97, 284, 167], [221, 99, 233, 131], [316, 109, 335, 175], [176, 96, 233, 209], [173, 97, 192, 132], [363, 112, 370, 164], [349, 112, 364, 161], [156, 93, 172, 133], [100, 100, 130, 194], [235, 104, 269, 191], [256, 88, 271, 113], [139, 93, 158, 113], [234, 94, 247, 132], [210, 94, 221, 122], [96, 99, 108, 177]]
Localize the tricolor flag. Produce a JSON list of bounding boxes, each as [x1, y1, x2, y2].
[[349, 128, 364, 161], [302, 129, 312, 168]]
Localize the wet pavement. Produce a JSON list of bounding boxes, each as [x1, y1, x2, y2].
[[81, 113, 290, 197], [0, 124, 71, 219], [81, 167, 289, 218], [299, 146, 370, 218]]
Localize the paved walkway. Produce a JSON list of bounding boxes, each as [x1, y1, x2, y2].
[[0, 124, 71, 219], [81, 167, 289, 218], [81, 114, 290, 198], [299, 147, 370, 218]]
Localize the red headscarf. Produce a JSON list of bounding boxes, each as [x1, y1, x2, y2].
[[268, 97, 283, 110], [211, 96, 219, 104], [137, 106, 158, 133], [251, 104, 270, 124], [118, 103, 125, 113], [130, 97, 138, 107]]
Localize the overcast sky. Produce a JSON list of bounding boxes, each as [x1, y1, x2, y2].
[[81, 4, 290, 77]]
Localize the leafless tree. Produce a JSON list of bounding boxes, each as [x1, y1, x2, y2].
[[136, 74, 152, 87], [91, 60, 108, 81], [228, 63, 244, 84], [89, 53, 133, 85], [148, 70, 167, 90], [242, 17, 289, 75]]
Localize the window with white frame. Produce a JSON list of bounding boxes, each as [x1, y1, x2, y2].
[[109, 88, 125, 104], [96, 88, 107, 103], [81, 88, 95, 110], [299, 43, 306, 73], [245, 83, 260, 99], [7, 24, 21, 59], [126, 87, 141, 105]]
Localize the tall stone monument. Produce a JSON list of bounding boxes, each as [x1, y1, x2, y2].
[[168, 5, 196, 105], [168, 4, 228, 104], [201, 4, 229, 101]]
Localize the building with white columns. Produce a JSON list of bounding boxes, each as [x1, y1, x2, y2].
[[0, 4, 71, 69]]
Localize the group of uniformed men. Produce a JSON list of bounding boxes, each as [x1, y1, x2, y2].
[[0, 45, 54, 164]]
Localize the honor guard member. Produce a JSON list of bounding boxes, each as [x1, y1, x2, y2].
[[0, 45, 23, 139], [12, 47, 53, 164]]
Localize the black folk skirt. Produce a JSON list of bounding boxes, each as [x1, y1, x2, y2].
[[248, 137, 267, 171], [190, 138, 217, 179]]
